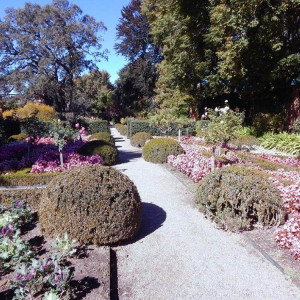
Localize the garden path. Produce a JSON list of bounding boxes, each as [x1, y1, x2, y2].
[[111, 127, 300, 300]]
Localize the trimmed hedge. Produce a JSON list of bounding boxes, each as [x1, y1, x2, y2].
[[195, 165, 284, 231], [8, 133, 28, 143], [0, 187, 45, 210], [88, 132, 115, 145], [142, 138, 184, 163], [78, 140, 119, 166], [0, 172, 58, 187], [39, 165, 142, 245], [230, 135, 260, 149], [115, 123, 127, 136], [85, 119, 109, 134], [130, 132, 152, 147], [127, 119, 196, 138]]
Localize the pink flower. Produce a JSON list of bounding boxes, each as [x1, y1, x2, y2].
[[75, 123, 80, 128]]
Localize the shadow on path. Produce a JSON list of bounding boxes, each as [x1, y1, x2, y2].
[[114, 202, 166, 247], [117, 150, 142, 164]]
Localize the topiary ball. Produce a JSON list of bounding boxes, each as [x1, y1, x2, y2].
[[38, 165, 142, 245], [142, 138, 184, 163], [130, 132, 153, 148], [78, 140, 118, 166], [88, 132, 115, 145], [195, 165, 284, 231], [115, 124, 127, 136]]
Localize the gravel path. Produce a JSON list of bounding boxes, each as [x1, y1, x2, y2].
[[111, 128, 300, 300]]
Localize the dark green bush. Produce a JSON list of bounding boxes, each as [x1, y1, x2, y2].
[[292, 118, 300, 133], [78, 140, 118, 165], [3, 118, 20, 139], [38, 165, 142, 245], [88, 132, 114, 145], [230, 135, 260, 149], [20, 118, 53, 137], [252, 113, 287, 136], [195, 165, 284, 231], [130, 132, 152, 147], [8, 133, 28, 143], [142, 138, 184, 163], [115, 123, 127, 136]]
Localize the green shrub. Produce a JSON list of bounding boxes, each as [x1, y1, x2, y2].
[[88, 132, 114, 145], [230, 135, 260, 149], [142, 138, 184, 163], [7, 133, 28, 143], [195, 165, 284, 231], [0, 171, 58, 187], [78, 140, 118, 166], [0, 187, 45, 210], [85, 119, 109, 134], [115, 123, 127, 136], [252, 113, 287, 136], [130, 132, 152, 147], [38, 165, 142, 245], [258, 132, 300, 155], [3, 118, 21, 139]]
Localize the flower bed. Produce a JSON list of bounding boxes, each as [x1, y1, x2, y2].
[[168, 136, 300, 260]]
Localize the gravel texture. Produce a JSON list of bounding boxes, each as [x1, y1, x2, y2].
[[111, 127, 300, 300]]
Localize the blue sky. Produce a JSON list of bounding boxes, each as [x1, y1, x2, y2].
[[0, 0, 131, 83]]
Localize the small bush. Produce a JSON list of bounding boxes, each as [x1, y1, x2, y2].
[[85, 119, 109, 134], [142, 138, 184, 163], [88, 132, 114, 145], [253, 113, 287, 136], [38, 165, 142, 245], [78, 140, 118, 166], [195, 165, 284, 231], [230, 135, 260, 149], [8, 133, 28, 143], [130, 132, 152, 147], [115, 124, 127, 136]]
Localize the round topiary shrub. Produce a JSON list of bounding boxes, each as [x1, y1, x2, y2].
[[130, 132, 153, 147], [115, 123, 127, 136], [88, 132, 114, 145], [142, 138, 184, 163], [195, 165, 284, 231], [78, 140, 118, 165], [38, 165, 142, 245]]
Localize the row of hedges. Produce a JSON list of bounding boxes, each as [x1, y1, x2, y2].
[[126, 119, 196, 138]]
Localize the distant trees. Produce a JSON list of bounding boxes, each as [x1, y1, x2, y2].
[[0, 0, 106, 112]]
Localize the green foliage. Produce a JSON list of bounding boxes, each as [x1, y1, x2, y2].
[[21, 117, 51, 140], [258, 132, 300, 155], [142, 138, 184, 163], [202, 105, 243, 146], [115, 123, 128, 136], [88, 132, 114, 144], [85, 119, 109, 134], [39, 165, 142, 245], [253, 113, 287, 136], [78, 140, 118, 166], [195, 165, 284, 231], [0, 0, 106, 112], [130, 132, 153, 147], [7, 133, 28, 143]]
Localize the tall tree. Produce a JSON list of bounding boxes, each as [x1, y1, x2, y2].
[[114, 0, 160, 117], [0, 0, 107, 112]]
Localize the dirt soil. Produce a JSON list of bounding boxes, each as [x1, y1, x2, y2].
[[0, 212, 110, 300]]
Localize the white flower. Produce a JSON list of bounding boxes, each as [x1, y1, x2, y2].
[[215, 107, 219, 112], [220, 120, 224, 124], [225, 100, 229, 103]]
